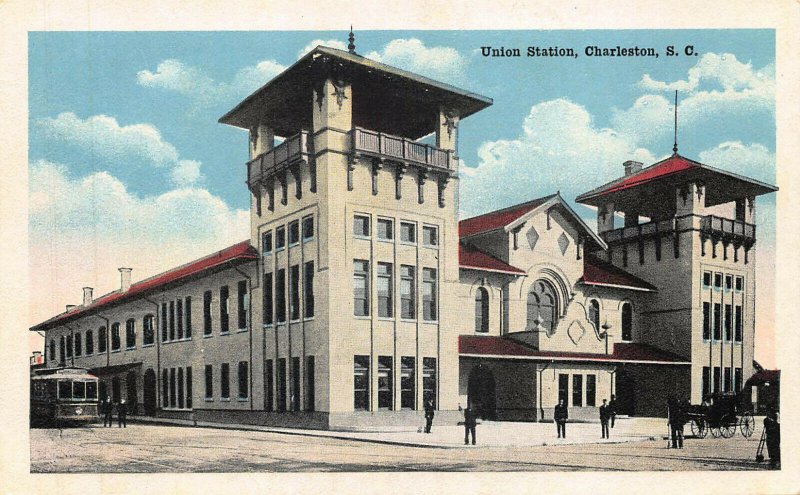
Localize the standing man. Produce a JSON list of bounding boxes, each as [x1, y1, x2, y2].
[[423, 397, 435, 434], [554, 398, 568, 438], [763, 408, 780, 469], [117, 398, 127, 428], [461, 404, 477, 445], [667, 398, 685, 448], [599, 399, 610, 439], [103, 395, 113, 427], [608, 394, 618, 428]]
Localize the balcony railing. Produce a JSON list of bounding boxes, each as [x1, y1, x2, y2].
[[351, 127, 455, 171], [247, 131, 310, 186], [601, 214, 755, 244], [701, 215, 755, 240]]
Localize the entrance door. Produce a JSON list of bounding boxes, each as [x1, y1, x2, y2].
[[615, 367, 636, 416], [126, 371, 138, 414], [467, 364, 496, 420], [143, 369, 157, 416]]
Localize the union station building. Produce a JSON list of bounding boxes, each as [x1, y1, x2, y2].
[[31, 43, 777, 428]]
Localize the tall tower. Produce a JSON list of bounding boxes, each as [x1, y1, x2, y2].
[[576, 154, 776, 403], [220, 44, 491, 427]]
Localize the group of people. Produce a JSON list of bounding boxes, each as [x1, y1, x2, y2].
[[554, 394, 619, 439], [99, 396, 128, 428]]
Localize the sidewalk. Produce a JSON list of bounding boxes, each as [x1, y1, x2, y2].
[[130, 415, 669, 449]]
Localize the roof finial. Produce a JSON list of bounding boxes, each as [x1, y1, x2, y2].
[[673, 90, 679, 155], [348, 26, 356, 54]]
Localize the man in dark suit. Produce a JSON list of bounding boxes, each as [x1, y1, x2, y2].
[[554, 399, 568, 438], [424, 397, 435, 433], [117, 399, 127, 428], [103, 396, 113, 427], [608, 394, 618, 428], [599, 399, 610, 438], [462, 405, 477, 445]]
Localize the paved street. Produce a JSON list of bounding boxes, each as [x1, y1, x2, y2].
[[30, 421, 773, 472]]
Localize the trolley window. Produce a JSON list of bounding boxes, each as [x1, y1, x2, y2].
[[58, 381, 72, 399], [86, 382, 98, 399], [73, 381, 86, 399]]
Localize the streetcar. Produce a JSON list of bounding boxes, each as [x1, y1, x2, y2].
[[30, 367, 99, 425]]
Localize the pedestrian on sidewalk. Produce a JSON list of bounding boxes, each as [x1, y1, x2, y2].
[[764, 408, 780, 469], [103, 396, 113, 427], [423, 397, 435, 434], [117, 399, 127, 428], [608, 394, 617, 428], [667, 397, 685, 448], [599, 399, 610, 438], [554, 398, 568, 438], [460, 404, 477, 445]]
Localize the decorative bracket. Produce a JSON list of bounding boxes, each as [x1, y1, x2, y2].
[[437, 175, 450, 208], [290, 163, 303, 200], [347, 154, 358, 191], [395, 163, 407, 200], [331, 80, 348, 110], [443, 112, 458, 138], [417, 168, 429, 204], [371, 158, 383, 196]]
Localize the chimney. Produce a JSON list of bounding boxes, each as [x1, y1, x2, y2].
[[119, 267, 132, 292], [623, 160, 643, 176], [66, 304, 77, 312], [82, 287, 94, 306]]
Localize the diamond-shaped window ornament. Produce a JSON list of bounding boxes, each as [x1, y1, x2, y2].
[[526, 227, 539, 250], [558, 232, 570, 255]]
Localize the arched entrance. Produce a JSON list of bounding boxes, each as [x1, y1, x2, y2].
[[125, 371, 138, 415], [468, 364, 496, 420], [143, 369, 157, 416]]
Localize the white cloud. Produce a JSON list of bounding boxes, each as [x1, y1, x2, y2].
[[137, 58, 286, 107], [364, 38, 467, 84], [460, 99, 656, 217], [170, 160, 205, 187], [298, 39, 348, 58], [698, 141, 775, 184], [29, 160, 249, 325]]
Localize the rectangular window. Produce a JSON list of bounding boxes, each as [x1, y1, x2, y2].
[[169, 368, 177, 407], [74, 333, 82, 356], [111, 323, 121, 350], [353, 214, 370, 238], [276, 269, 286, 323], [178, 368, 184, 408], [238, 280, 248, 330], [66, 335, 73, 358], [186, 367, 192, 409], [220, 285, 230, 333], [558, 374, 569, 404], [714, 272, 723, 289], [735, 276, 744, 292], [185, 297, 192, 338], [264, 272, 274, 325], [277, 358, 287, 412], [725, 274, 733, 291], [572, 374, 583, 407], [288, 220, 300, 246], [703, 271, 712, 287], [702, 366, 710, 397], [289, 265, 300, 321], [400, 221, 416, 243], [304, 261, 315, 318], [162, 369, 169, 407], [204, 365, 213, 400], [401, 356, 415, 410], [238, 361, 249, 399], [302, 216, 314, 242], [291, 357, 301, 411], [354, 355, 370, 410], [306, 356, 315, 412], [98, 326, 107, 353], [377, 218, 393, 241], [177, 299, 184, 339], [377, 262, 393, 318], [423, 357, 437, 408], [724, 304, 732, 341], [713, 366, 721, 393], [220, 363, 230, 399], [353, 260, 370, 317], [264, 359, 274, 412], [724, 367, 732, 392], [713, 303, 722, 340], [378, 356, 393, 410], [143, 315, 155, 345], [422, 268, 437, 321], [422, 225, 438, 247], [735, 368, 743, 392], [203, 290, 212, 336], [734, 305, 743, 342], [586, 375, 596, 407], [275, 226, 286, 251], [161, 303, 168, 342], [85, 331, 94, 355], [169, 301, 175, 341], [400, 265, 415, 319], [126, 319, 136, 349], [703, 302, 711, 340], [262, 231, 273, 255]]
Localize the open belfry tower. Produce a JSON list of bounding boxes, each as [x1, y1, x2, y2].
[[220, 38, 492, 426]]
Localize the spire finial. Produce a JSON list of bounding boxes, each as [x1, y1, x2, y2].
[[673, 90, 679, 155], [348, 26, 356, 54]]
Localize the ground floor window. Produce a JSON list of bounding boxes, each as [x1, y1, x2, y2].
[[264, 360, 273, 412], [713, 366, 721, 393], [277, 358, 287, 412], [586, 374, 596, 407], [558, 374, 568, 404], [400, 357, 415, 410], [572, 375, 583, 407], [306, 356, 315, 412], [423, 357, 437, 408], [220, 363, 230, 400], [354, 355, 369, 410], [291, 357, 300, 411], [702, 366, 710, 397], [238, 361, 249, 400], [378, 356, 392, 410], [204, 365, 213, 400], [734, 367, 742, 392], [723, 367, 732, 392]]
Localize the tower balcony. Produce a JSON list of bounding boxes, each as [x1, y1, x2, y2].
[[351, 127, 457, 173], [600, 214, 756, 245], [700, 215, 756, 243], [246, 131, 311, 189]]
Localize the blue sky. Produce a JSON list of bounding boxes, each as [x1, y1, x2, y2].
[[28, 30, 777, 362]]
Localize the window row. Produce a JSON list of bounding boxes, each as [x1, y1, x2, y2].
[[354, 356, 437, 411], [263, 356, 315, 412], [162, 366, 193, 409], [263, 261, 315, 325], [204, 362, 249, 401], [353, 214, 439, 247], [261, 216, 315, 255], [557, 373, 598, 407], [702, 271, 744, 292], [354, 261, 437, 320], [161, 297, 192, 343], [203, 281, 250, 336], [702, 302, 743, 342], [701, 366, 743, 396], [48, 316, 158, 363]]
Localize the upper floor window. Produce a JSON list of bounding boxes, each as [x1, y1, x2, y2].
[[713, 303, 722, 340], [400, 265, 416, 319], [702, 271, 711, 288], [588, 299, 600, 332], [276, 268, 287, 323], [377, 262, 393, 318], [475, 287, 489, 333], [203, 290, 213, 335], [289, 265, 300, 321], [275, 226, 286, 251], [422, 225, 438, 247], [304, 262, 315, 318], [59, 336, 66, 363], [302, 216, 314, 242], [98, 326, 107, 353], [66, 334, 73, 358], [527, 280, 557, 335], [725, 274, 733, 291], [220, 285, 230, 333], [143, 314, 155, 345], [400, 222, 416, 244], [74, 333, 82, 357], [111, 323, 121, 351], [703, 302, 711, 340], [354, 215, 370, 238], [735, 276, 744, 292], [377, 218, 393, 241], [49, 339, 56, 361], [353, 260, 370, 317], [85, 330, 94, 355], [621, 303, 632, 341], [422, 268, 437, 321], [288, 220, 300, 246], [263, 272, 273, 325], [125, 318, 136, 349], [237, 280, 249, 330], [262, 231, 273, 255], [713, 272, 723, 290]]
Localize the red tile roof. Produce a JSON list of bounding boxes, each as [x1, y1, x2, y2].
[[459, 195, 556, 238], [578, 154, 698, 202], [31, 241, 258, 331], [459, 335, 689, 364], [459, 244, 526, 275], [580, 255, 657, 292]]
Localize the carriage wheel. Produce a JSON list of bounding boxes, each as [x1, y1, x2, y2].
[[720, 415, 736, 438], [740, 412, 755, 438], [690, 419, 707, 438], [710, 425, 721, 438]]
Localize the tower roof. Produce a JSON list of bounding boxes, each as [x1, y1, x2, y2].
[[219, 46, 493, 139]]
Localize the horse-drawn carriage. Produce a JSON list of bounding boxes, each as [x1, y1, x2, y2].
[[686, 392, 755, 438]]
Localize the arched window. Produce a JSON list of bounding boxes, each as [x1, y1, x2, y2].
[[475, 287, 489, 333], [49, 340, 56, 361], [85, 330, 94, 355], [59, 335, 66, 363], [125, 318, 136, 349], [527, 280, 557, 334], [621, 303, 633, 341], [111, 323, 121, 350], [588, 299, 600, 332], [98, 326, 107, 353], [143, 314, 155, 346]]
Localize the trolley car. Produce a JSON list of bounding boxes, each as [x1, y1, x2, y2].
[[686, 392, 755, 439], [30, 367, 99, 425]]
